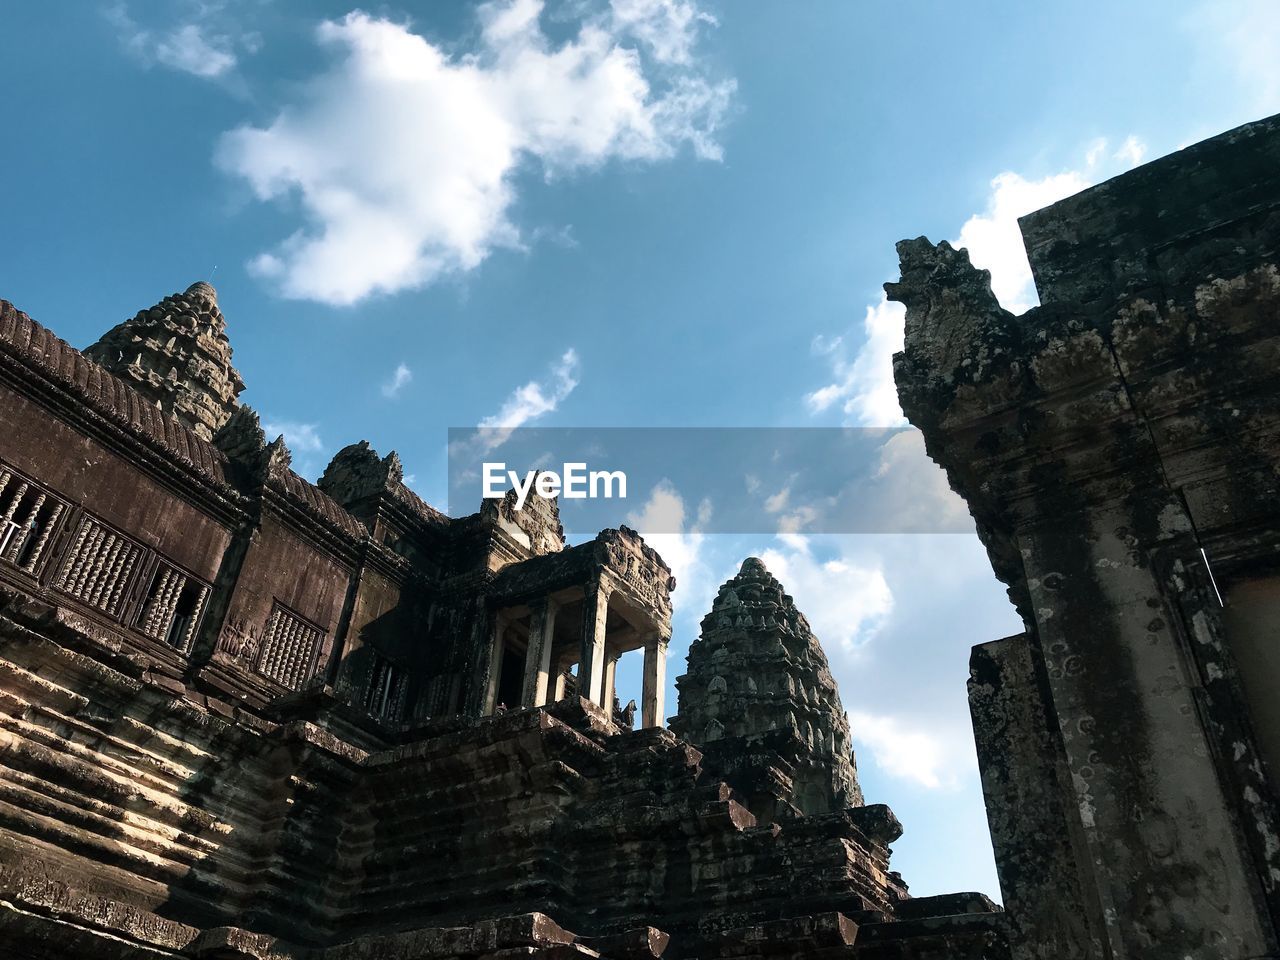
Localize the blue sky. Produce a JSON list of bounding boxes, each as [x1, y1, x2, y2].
[[3, 0, 1277, 900]]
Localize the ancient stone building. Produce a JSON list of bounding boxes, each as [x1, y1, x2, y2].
[[671, 558, 863, 821], [892, 112, 1280, 958], [0, 280, 1004, 957]]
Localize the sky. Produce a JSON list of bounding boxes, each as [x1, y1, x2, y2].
[[2, 0, 1278, 900]]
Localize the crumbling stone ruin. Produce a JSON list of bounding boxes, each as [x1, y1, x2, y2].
[[892, 112, 1280, 958], [0, 276, 1004, 956]]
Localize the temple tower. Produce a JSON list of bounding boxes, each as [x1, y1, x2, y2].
[[86, 281, 244, 440], [671, 557, 862, 820]]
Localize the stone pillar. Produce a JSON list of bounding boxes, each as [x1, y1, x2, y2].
[[484, 613, 507, 715], [579, 579, 611, 706], [603, 655, 618, 710], [554, 671, 567, 701], [521, 598, 558, 708], [969, 632, 1104, 960], [642, 634, 668, 728]]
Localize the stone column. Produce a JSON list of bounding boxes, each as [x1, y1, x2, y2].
[[578, 579, 611, 706], [642, 634, 668, 728], [554, 671, 567, 701], [520, 598, 558, 708], [484, 613, 507, 715], [603, 654, 618, 711]]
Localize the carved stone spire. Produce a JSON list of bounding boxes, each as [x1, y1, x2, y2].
[[85, 281, 245, 441], [671, 557, 863, 818]]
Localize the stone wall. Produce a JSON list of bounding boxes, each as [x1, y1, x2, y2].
[[893, 112, 1280, 959]]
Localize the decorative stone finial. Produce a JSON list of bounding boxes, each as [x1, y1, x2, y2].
[[185, 281, 218, 302], [886, 237, 1016, 382]]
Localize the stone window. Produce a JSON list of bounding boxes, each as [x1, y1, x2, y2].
[[0, 466, 66, 576], [365, 652, 408, 722], [256, 604, 324, 691], [136, 562, 209, 653], [52, 516, 145, 616]]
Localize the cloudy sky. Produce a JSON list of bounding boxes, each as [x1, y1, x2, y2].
[[3, 0, 1278, 899]]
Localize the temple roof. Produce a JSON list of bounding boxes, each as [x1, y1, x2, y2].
[[84, 280, 245, 441], [671, 555, 864, 814]]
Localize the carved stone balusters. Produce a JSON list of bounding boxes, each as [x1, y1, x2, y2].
[[0, 480, 28, 560], [69, 524, 108, 599], [142, 568, 176, 637], [0, 480, 25, 529], [2, 491, 42, 563], [87, 535, 126, 609], [55, 519, 92, 590], [142, 567, 187, 641], [105, 543, 138, 616], [20, 501, 61, 572], [177, 585, 209, 652], [77, 528, 115, 603]]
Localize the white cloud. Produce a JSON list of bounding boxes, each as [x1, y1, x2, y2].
[[848, 710, 954, 790], [763, 484, 790, 514], [451, 347, 582, 458], [218, 2, 735, 305], [262, 419, 323, 454], [480, 346, 580, 433], [954, 169, 1091, 314], [107, 4, 247, 79], [626, 480, 714, 621], [757, 535, 893, 654], [155, 23, 238, 77], [804, 295, 906, 427], [1084, 137, 1108, 170], [610, 0, 718, 66], [870, 430, 970, 532], [806, 137, 1154, 429], [381, 362, 413, 398], [1114, 135, 1147, 168]]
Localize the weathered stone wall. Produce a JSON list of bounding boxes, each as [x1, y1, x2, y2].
[[0, 378, 234, 583], [0, 599, 1006, 959], [968, 634, 1103, 958], [893, 113, 1280, 958]]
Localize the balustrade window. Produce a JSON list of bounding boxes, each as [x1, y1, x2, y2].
[[137, 563, 209, 653], [256, 604, 324, 690], [53, 517, 144, 615], [0, 467, 65, 575], [365, 652, 408, 721]]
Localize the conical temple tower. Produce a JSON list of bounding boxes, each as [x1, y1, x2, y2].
[[85, 281, 244, 440], [671, 556, 863, 821]]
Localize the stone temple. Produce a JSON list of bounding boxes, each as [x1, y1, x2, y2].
[[0, 280, 1000, 956], [2, 112, 1279, 960]]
